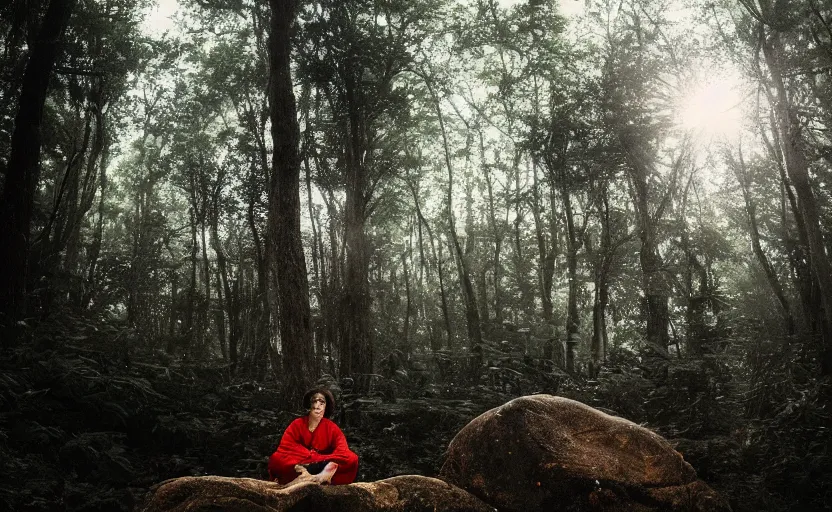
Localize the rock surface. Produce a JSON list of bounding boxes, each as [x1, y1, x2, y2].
[[439, 394, 730, 511], [143, 474, 494, 512]]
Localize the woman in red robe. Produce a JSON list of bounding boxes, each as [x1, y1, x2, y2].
[[267, 388, 359, 485]]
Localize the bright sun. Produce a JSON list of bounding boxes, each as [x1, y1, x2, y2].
[[679, 79, 744, 141]]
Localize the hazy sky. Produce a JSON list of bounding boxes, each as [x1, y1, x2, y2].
[[143, 0, 587, 34]]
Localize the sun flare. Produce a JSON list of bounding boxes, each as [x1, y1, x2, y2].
[[679, 79, 744, 140]]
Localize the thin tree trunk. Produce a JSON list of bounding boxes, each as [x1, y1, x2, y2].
[[560, 183, 581, 372], [68, 87, 106, 303], [63, 86, 105, 286], [179, 207, 198, 357], [246, 161, 270, 378], [488, 172, 503, 325], [83, 138, 108, 309], [512, 160, 532, 317], [480, 131, 503, 325], [303, 146, 324, 375], [679, 173, 705, 356], [730, 147, 795, 335], [423, 70, 482, 347], [476, 268, 489, 330], [169, 272, 179, 338], [408, 180, 453, 349], [201, 216, 211, 357], [210, 203, 238, 368], [401, 250, 412, 357], [50, 107, 90, 274], [542, 124, 580, 369], [127, 199, 141, 327], [320, 192, 343, 373], [531, 158, 555, 324], [215, 267, 228, 360]]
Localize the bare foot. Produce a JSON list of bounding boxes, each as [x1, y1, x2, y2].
[[312, 462, 339, 484], [288, 463, 337, 486], [287, 464, 316, 486]]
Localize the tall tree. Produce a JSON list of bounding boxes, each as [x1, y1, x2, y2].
[[269, 0, 315, 402], [0, 0, 77, 329], [418, 64, 483, 348], [745, 0, 832, 374], [598, 0, 693, 376], [298, 0, 441, 377], [726, 146, 795, 335]]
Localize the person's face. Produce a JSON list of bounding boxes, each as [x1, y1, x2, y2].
[[309, 393, 326, 418]]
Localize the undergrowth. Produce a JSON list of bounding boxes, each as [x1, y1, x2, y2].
[[0, 311, 829, 511]]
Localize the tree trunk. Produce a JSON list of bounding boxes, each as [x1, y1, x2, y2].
[[636, 186, 670, 351], [178, 206, 199, 356], [589, 193, 612, 379], [531, 159, 555, 324], [425, 72, 481, 347], [476, 268, 489, 331], [560, 183, 581, 372], [320, 192, 343, 374], [303, 144, 323, 375], [200, 218, 211, 356], [334, 37, 376, 380], [0, 0, 76, 327], [340, 202, 372, 376], [214, 268, 228, 360], [401, 250, 412, 357], [730, 147, 795, 335], [302, 102, 325, 376], [409, 180, 453, 349], [169, 272, 179, 338], [268, 0, 316, 403], [83, 138, 108, 309], [761, 109, 820, 339], [64, 86, 105, 293], [42, 139, 84, 275], [211, 210, 238, 368], [52, 108, 90, 278], [625, 148, 672, 379], [480, 132, 504, 325], [246, 162, 270, 379], [761, 28, 832, 373]]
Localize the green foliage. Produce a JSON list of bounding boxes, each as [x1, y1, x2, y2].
[[586, 346, 655, 421], [730, 322, 832, 510], [748, 378, 832, 511], [647, 356, 741, 437]]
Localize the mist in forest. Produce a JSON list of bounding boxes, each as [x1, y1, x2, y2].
[[1, 0, 830, 510]]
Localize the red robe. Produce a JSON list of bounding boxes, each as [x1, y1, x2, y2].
[[267, 416, 359, 485]]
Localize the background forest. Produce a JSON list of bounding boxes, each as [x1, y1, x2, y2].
[[1, 0, 831, 510]]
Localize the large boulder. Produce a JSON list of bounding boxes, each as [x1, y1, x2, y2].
[[439, 394, 730, 512], [143, 474, 494, 512]]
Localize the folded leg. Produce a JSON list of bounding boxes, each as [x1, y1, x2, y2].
[[329, 449, 358, 485]]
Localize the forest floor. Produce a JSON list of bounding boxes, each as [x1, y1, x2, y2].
[[0, 315, 810, 512]]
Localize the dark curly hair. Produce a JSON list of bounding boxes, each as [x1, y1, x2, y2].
[[302, 387, 335, 418]]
